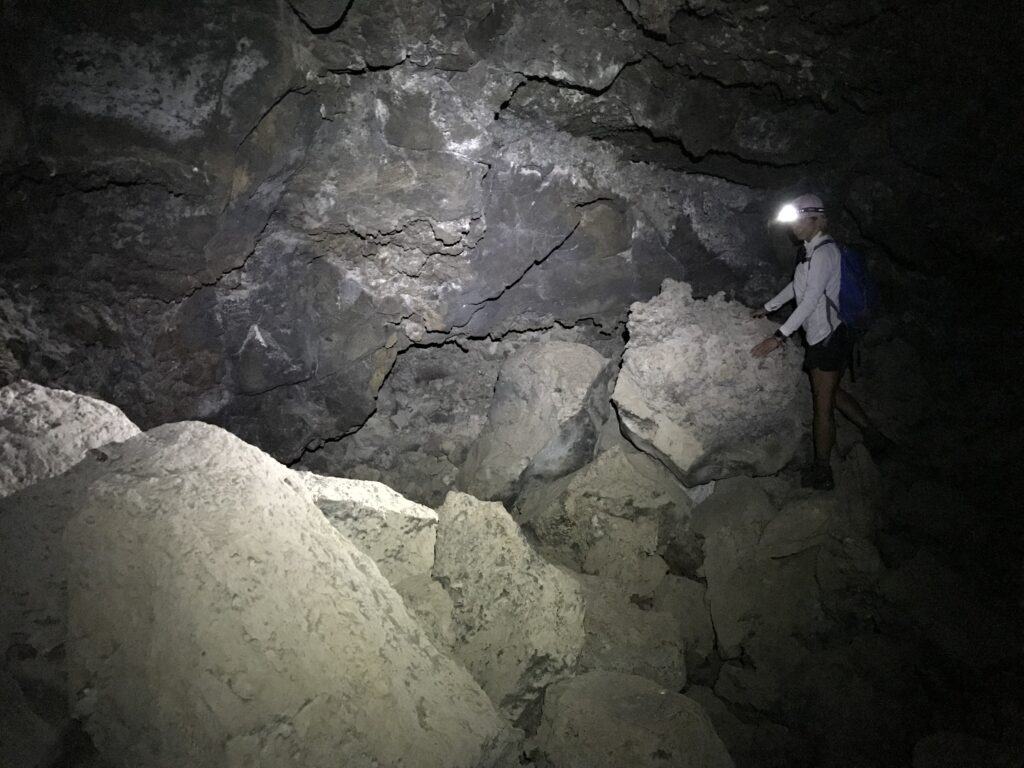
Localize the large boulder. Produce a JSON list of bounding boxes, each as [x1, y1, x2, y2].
[[535, 671, 734, 768], [433, 491, 586, 723], [612, 280, 806, 485], [64, 423, 519, 768], [458, 341, 612, 502], [0, 380, 139, 498], [514, 446, 688, 596], [577, 575, 687, 691], [296, 471, 437, 585], [0, 445, 124, 720]]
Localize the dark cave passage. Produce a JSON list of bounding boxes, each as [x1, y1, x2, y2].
[[1, 1, 1022, 767]]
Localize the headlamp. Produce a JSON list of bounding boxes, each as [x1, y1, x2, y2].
[[775, 204, 799, 223]]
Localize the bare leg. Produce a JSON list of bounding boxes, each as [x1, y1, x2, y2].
[[809, 368, 841, 466]]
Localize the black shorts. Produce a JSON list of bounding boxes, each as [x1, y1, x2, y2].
[[803, 324, 853, 373]]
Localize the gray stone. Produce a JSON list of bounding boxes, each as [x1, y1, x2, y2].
[[65, 423, 518, 768], [514, 445, 687, 595], [652, 575, 716, 675], [433, 491, 585, 723], [393, 575, 457, 654], [296, 471, 437, 585], [0, 445, 129, 714], [458, 342, 611, 502], [577, 575, 686, 691], [613, 280, 807, 485], [535, 671, 734, 768], [0, 380, 139, 498]]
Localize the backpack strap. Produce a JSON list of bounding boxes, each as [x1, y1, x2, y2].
[[807, 238, 840, 332]]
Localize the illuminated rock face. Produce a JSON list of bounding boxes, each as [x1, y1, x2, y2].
[[433, 491, 586, 724], [63, 423, 520, 768], [0, 380, 140, 499], [458, 341, 612, 503], [613, 280, 807, 485]]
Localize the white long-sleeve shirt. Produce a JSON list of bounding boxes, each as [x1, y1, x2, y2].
[[763, 231, 841, 345]]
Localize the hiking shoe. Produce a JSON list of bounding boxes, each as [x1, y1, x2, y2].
[[800, 463, 835, 491]]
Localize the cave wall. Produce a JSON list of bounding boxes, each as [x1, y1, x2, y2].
[[0, 0, 1019, 469]]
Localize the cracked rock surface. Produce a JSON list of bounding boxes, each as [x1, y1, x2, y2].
[[613, 280, 807, 485], [64, 422, 520, 768]]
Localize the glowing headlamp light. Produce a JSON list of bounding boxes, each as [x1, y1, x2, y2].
[[775, 204, 799, 223]]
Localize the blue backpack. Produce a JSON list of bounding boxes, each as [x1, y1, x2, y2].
[[814, 239, 879, 332], [835, 244, 879, 332]]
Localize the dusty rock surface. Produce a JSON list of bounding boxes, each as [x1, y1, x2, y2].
[[459, 341, 611, 502], [613, 280, 806, 485], [652, 575, 717, 680], [0, 445, 130, 722], [576, 575, 686, 691], [0, 379, 139, 498], [297, 471, 437, 585], [514, 445, 686, 595], [535, 671, 734, 768], [64, 422, 519, 768], [433, 491, 585, 723]]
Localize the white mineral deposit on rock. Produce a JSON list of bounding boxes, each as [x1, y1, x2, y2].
[[613, 279, 807, 485], [0, 379, 140, 498]]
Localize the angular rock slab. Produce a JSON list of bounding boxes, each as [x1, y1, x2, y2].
[[65, 423, 518, 768], [296, 471, 437, 584], [514, 446, 687, 595], [458, 341, 611, 502], [433, 491, 585, 723], [536, 671, 734, 768], [577, 575, 686, 691], [612, 280, 806, 485], [0, 379, 139, 498]]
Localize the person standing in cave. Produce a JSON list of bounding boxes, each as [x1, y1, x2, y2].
[[750, 193, 888, 491]]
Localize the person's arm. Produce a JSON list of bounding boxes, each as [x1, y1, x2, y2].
[[763, 282, 795, 313], [777, 251, 834, 338]]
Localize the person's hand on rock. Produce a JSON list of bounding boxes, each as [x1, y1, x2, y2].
[[751, 336, 782, 357]]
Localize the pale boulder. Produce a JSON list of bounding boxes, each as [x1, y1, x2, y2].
[[0, 379, 139, 498], [297, 471, 436, 584], [65, 423, 518, 768], [514, 446, 687, 595], [612, 281, 806, 485], [433, 491, 585, 723], [458, 341, 611, 501]]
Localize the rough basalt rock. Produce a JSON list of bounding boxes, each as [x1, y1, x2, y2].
[[613, 280, 806, 485], [652, 575, 717, 679], [514, 446, 687, 595], [577, 575, 687, 691], [64, 423, 519, 768], [433, 491, 586, 723], [535, 671, 734, 768], [458, 341, 612, 502], [297, 471, 437, 585], [0, 380, 139, 498]]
